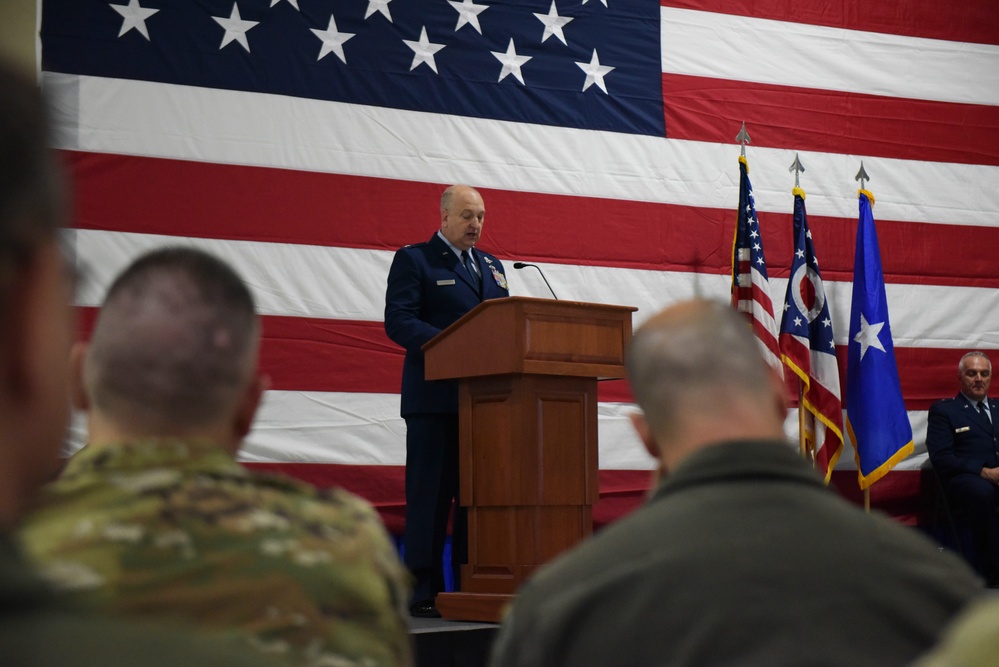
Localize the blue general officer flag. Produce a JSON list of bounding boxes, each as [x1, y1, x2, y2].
[[845, 189, 913, 489]]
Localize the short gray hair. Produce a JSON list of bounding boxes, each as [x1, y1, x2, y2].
[[86, 247, 259, 430], [626, 299, 774, 439], [959, 350, 991, 372]]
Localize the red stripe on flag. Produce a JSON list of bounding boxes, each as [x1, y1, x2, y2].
[[242, 463, 656, 532], [663, 74, 999, 166], [76, 307, 632, 404], [242, 461, 933, 532], [75, 306, 985, 409], [662, 0, 999, 45], [64, 151, 999, 288]]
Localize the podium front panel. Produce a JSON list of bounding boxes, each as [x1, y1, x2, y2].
[[460, 375, 598, 508]]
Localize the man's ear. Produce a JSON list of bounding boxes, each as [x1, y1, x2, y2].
[[69, 341, 89, 411], [233, 372, 269, 441], [629, 411, 660, 461]]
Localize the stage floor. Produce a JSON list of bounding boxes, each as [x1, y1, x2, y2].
[[409, 617, 498, 667]]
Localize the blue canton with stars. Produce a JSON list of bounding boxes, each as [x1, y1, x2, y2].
[[732, 158, 773, 291], [779, 193, 836, 354], [41, 0, 665, 136]]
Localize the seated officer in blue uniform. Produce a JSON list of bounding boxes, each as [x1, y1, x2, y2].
[[384, 184, 509, 617], [927, 350, 999, 583]]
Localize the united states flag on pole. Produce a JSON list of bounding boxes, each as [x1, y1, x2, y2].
[[731, 156, 781, 375], [846, 190, 914, 490], [41, 0, 999, 526], [779, 188, 843, 482]]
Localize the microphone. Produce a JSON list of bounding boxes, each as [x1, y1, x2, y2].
[[513, 262, 559, 300]]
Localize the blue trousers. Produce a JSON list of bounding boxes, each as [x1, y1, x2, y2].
[[403, 414, 466, 604]]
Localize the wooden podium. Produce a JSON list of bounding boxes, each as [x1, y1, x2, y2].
[[422, 297, 635, 622]]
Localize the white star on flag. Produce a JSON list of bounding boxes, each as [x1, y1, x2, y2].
[[365, 0, 394, 22], [534, 1, 573, 45], [270, 0, 299, 9], [109, 0, 159, 40], [448, 0, 489, 34], [491, 39, 532, 84], [404, 27, 446, 73], [853, 313, 886, 360], [582, 0, 609, 5], [212, 3, 259, 52], [311, 15, 355, 63], [576, 49, 614, 93]]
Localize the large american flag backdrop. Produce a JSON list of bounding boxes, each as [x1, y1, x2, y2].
[[43, 0, 999, 530]]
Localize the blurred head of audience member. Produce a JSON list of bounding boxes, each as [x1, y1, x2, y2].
[[488, 298, 983, 667], [21, 245, 413, 666], [0, 54, 278, 667], [0, 55, 72, 528]]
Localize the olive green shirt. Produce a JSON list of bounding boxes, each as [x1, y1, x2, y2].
[[0, 533, 279, 666], [19, 440, 413, 667]]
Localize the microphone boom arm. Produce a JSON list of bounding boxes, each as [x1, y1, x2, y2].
[[512, 262, 559, 300]]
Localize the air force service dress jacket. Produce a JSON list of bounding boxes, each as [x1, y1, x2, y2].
[[384, 233, 509, 417], [926, 393, 999, 483]]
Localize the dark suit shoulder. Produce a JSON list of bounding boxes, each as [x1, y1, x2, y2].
[[930, 396, 963, 409]]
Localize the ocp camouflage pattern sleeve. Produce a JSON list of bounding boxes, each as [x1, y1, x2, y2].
[[18, 440, 414, 667]]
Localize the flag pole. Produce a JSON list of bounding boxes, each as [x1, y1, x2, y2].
[[857, 161, 872, 511], [858, 160, 872, 507], [788, 153, 810, 463], [736, 121, 750, 157], [797, 382, 809, 460]]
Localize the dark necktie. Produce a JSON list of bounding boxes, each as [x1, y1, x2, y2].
[[980, 401, 992, 424], [461, 250, 480, 291]]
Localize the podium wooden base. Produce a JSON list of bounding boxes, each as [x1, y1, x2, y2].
[[435, 592, 512, 623]]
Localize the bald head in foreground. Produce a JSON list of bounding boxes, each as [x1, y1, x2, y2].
[[21, 247, 413, 667], [489, 299, 983, 667]]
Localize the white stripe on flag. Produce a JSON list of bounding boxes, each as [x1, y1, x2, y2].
[[44, 74, 999, 228], [74, 228, 999, 349], [661, 7, 999, 105]]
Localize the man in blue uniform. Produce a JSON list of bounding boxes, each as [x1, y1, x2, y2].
[[385, 184, 509, 617], [926, 351, 999, 582]]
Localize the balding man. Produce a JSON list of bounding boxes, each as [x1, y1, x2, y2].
[[926, 351, 999, 583], [20, 247, 413, 667], [489, 299, 982, 667], [0, 57, 270, 666], [385, 185, 509, 617]]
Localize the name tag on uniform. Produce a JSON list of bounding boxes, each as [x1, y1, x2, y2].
[[955, 426, 971, 433], [436, 279, 456, 286]]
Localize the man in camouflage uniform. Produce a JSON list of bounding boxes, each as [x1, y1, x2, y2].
[[0, 56, 274, 667], [19, 246, 413, 667]]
